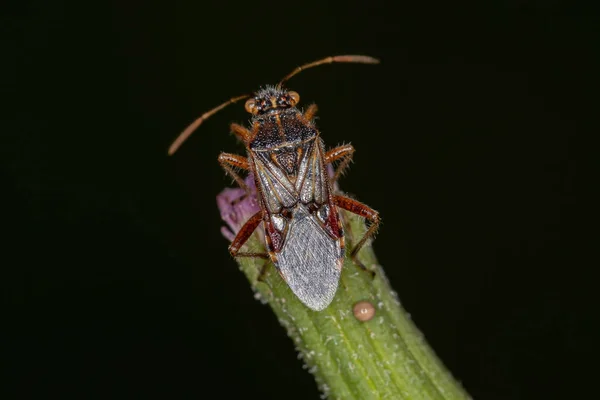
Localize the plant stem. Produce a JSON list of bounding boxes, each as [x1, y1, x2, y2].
[[219, 182, 472, 400]]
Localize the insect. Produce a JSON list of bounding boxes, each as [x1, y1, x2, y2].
[[169, 55, 381, 311]]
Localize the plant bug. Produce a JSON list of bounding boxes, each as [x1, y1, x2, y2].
[[169, 55, 381, 311]]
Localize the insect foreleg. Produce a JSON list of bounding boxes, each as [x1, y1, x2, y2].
[[230, 123, 252, 143], [303, 104, 318, 121]]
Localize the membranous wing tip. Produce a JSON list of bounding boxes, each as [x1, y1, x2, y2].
[[277, 205, 343, 311]]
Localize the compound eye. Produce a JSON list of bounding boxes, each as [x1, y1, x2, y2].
[[245, 98, 258, 114], [288, 91, 300, 106]]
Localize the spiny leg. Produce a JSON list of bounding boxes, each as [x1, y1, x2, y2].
[[303, 104, 318, 122], [325, 144, 355, 183], [218, 152, 250, 193], [333, 195, 380, 275], [230, 122, 252, 143], [228, 211, 274, 286], [229, 211, 269, 260], [219, 123, 254, 194]]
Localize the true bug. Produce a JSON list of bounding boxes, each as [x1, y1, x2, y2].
[[169, 55, 381, 311]]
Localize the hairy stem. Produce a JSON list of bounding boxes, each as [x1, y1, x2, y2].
[[219, 182, 472, 400]]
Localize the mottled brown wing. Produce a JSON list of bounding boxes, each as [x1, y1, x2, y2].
[[295, 139, 329, 205], [253, 151, 298, 213]]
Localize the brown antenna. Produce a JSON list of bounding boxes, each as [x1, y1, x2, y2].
[[277, 54, 380, 88], [169, 55, 380, 155], [168, 94, 250, 156]]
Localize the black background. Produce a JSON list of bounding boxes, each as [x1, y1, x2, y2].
[[2, 1, 592, 399]]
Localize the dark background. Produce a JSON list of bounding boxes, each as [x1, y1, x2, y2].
[[2, 1, 592, 399]]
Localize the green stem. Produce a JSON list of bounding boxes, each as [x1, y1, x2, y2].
[[235, 209, 472, 400]]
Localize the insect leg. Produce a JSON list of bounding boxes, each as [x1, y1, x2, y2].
[[333, 195, 380, 273], [230, 123, 252, 143], [303, 104, 318, 121], [325, 144, 355, 182], [229, 211, 269, 259], [218, 152, 251, 193], [257, 263, 277, 283]]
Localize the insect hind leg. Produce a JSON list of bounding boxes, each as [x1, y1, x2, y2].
[[257, 262, 281, 283], [228, 211, 274, 285], [229, 211, 268, 259], [333, 195, 380, 277]]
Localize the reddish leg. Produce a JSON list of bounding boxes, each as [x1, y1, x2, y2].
[[229, 211, 271, 284], [230, 123, 252, 143], [333, 195, 380, 262], [218, 152, 250, 192], [325, 144, 355, 182], [229, 211, 269, 259], [303, 104, 318, 121]]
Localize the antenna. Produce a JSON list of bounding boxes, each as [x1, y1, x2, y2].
[[277, 54, 380, 88], [168, 54, 380, 155], [168, 94, 250, 155]]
